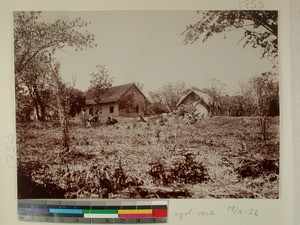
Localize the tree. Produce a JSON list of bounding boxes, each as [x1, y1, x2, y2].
[[87, 64, 114, 108], [149, 81, 188, 112], [182, 11, 278, 59], [14, 11, 95, 75], [16, 54, 54, 121], [248, 72, 279, 143], [238, 81, 259, 116], [68, 88, 86, 117], [15, 88, 34, 122], [201, 78, 226, 116], [14, 11, 95, 121], [50, 62, 72, 152]]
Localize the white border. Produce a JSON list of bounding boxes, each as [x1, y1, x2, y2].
[[0, 1, 293, 225]]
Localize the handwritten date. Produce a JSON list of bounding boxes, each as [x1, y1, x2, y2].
[[227, 205, 258, 216]]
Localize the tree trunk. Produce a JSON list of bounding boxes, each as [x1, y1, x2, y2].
[[39, 102, 46, 121], [27, 85, 41, 121], [51, 64, 71, 152], [61, 114, 70, 151], [32, 85, 46, 121], [33, 100, 41, 121]]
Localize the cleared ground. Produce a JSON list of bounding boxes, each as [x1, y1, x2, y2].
[[17, 116, 279, 199]]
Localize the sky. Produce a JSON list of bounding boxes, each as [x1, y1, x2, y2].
[[42, 11, 276, 96]]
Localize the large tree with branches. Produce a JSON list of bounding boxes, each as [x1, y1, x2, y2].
[[14, 11, 95, 121], [182, 11, 278, 59]]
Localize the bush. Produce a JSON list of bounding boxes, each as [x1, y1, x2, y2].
[[171, 153, 209, 184], [149, 161, 172, 186], [146, 103, 169, 115], [149, 153, 210, 186], [112, 162, 128, 190], [236, 159, 279, 179]]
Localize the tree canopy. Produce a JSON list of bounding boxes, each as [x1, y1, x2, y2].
[[182, 11, 278, 58], [87, 64, 114, 104], [14, 11, 95, 76], [149, 81, 188, 112], [14, 11, 95, 121]]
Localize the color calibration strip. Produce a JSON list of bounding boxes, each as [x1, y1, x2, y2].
[[18, 200, 168, 223]]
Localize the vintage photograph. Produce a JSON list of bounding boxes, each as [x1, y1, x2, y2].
[[15, 10, 279, 199]]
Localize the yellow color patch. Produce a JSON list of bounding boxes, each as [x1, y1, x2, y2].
[[118, 209, 152, 214]]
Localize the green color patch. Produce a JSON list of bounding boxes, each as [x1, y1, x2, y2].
[[83, 209, 118, 214]]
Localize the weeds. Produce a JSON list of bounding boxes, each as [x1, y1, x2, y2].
[[17, 116, 279, 198]]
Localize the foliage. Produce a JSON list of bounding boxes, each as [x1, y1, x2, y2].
[[14, 11, 95, 121], [14, 11, 95, 75], [247, 72, 279, 142], [15, 55, 54, 121], [182, 10, 278, 59], [87, 64, 114, 104], [171, 153, 209, 184], [15, 91, 34, 122], [146, 102, 169, 115], [149, 152, 209, 186], [201, 78, 225, 116], [149, 81, 188, 112], [236, 159, 279, 179], [249, 72, 279, 116], [17, 116, 279, 199], [220, 95, 245, 117], [149, 161, 171, 186], [68, 88, 86, 117]]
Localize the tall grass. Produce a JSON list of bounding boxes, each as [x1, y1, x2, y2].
[[17, 116, 279, 199]]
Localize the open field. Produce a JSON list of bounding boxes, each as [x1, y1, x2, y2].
[[17, 116, 279, 199]]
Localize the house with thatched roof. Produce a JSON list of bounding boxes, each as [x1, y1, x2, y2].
[[85, 83, 149, 117], [176, 90, 211, 117]]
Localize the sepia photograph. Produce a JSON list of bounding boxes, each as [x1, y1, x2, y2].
[[15, 10, 279, 199]]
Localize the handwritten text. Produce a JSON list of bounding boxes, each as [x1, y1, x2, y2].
[[174, 209, 216, 220]]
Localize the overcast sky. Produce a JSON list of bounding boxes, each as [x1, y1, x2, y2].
[[42, 11, 276, 96]]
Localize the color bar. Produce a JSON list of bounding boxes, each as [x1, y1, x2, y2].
[[49, 208, 83, 214], [118, 209, 152, 214], [17, 200, 168, 222], [153, 209, 168, 218], [83, 209, 118, 214], [84, 214, 119, 218], [18, 207, 49, 213], [151, 201, 168, 205], [119, 214, 153, 219]]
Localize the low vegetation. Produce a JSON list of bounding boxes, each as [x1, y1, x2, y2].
[[17, 115, 279, 199]]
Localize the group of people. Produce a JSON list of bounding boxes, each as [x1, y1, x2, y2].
[[85, 114, 118, 127]]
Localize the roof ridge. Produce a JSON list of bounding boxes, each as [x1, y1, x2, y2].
[[110, 82, 135, 88], [86, 82, 138, 105]]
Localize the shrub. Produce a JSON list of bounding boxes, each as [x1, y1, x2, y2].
[[149, 153, 210, 186], [146, 103, 169, 115], [149, 161, 171, 186], [112, 161, 128, 190], [171, 153, 209, 184], [236, 159, 279, 179]]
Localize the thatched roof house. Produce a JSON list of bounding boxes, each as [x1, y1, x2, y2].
[[86, 83, 149, 117], [177, 90, 211, 117]]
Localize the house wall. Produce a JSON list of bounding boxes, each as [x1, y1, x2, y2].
[[86, 102, 119, 118], [180, 92, 209, 117], [194, 103, 209, 117], [118, 86, 147, 117]]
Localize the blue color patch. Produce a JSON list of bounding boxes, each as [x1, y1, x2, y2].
[[49, 208, 83, 214]]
